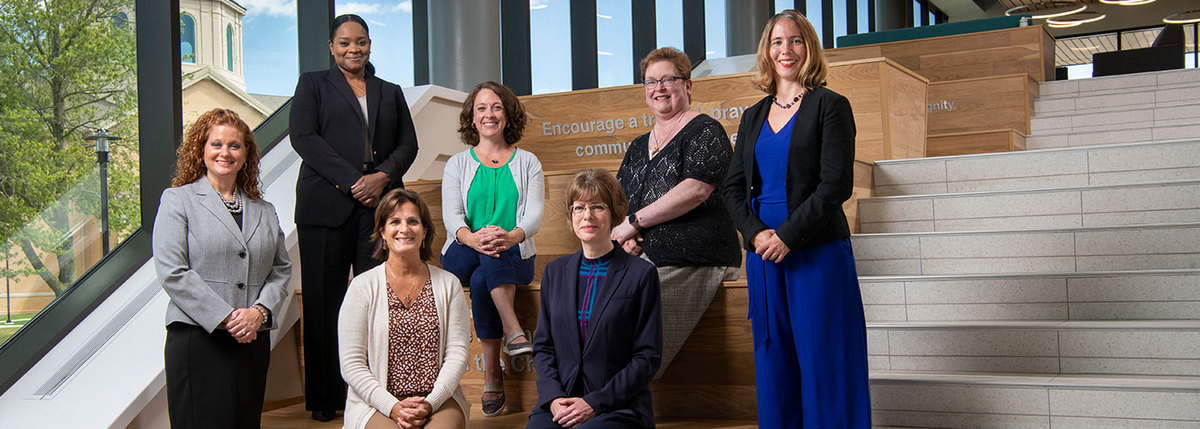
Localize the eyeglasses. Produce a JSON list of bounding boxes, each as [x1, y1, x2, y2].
[[569, 203, 609, 216], [642, 76, 684, 89]]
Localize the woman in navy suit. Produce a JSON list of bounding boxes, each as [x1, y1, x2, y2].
[[528, 169, 662, 429], [722, 10, 871, 428], [289, 14, 419, 421], [154, 108, 292, 429]]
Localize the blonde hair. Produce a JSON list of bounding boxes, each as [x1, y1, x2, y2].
[[751, 9, 828, 94]]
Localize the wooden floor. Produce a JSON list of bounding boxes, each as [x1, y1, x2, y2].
[[261, 402, 758, 428]]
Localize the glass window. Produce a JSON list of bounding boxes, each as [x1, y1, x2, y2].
[[334, 1, 415, 87], [913, 0, 921, 26], [857, 0, 869, 33], [775, 1, 792, 14], [806, 0, 823, 36], [181, 13, 196, 63], [597, 0, 633, 87], [656, 0, 684, 50], [227, 25, 234, 71], [833, 0, 847, 40], [531, 0, 573, 94], [240, 4, 299, 97], [704, 0, 726, 59], [1, 0, 140, 347]]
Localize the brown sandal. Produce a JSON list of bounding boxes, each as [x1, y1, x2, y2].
[[481, 383, 505, 416]]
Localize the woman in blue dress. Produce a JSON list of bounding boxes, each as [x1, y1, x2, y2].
[[721, 9, 871, 428]]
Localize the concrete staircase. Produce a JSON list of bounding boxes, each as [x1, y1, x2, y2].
[[856, 69, 1200, 427]]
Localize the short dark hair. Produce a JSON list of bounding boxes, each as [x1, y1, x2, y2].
[[565, 169, 627, 228], [371, 189, 437, 261], [458, 81, 528, 146]]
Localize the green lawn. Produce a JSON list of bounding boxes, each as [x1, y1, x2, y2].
[[0, 313, 36, 346]]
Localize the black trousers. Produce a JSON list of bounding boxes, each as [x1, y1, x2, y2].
[[165, 322, 270, 429], [298, 204, 383, 411]]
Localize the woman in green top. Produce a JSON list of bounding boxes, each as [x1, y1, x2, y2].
[[440, 81, 544, 417]]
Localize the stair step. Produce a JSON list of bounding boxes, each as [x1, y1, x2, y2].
[[851, 222, 1200, 276], [1027, 123, 1200, 150], [870, 371, 1200, 428], [1036, 67, 1200, 102], [859, 179, 1200, 233], [872, 139, 1200, 197], [860, 269, 1200, 322], [1031, 103, 1200, 136]]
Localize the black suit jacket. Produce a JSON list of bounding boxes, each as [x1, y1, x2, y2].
[[532, 248, 662, 428], [290, 68, 419, 227], [722, 86, 856, 252]]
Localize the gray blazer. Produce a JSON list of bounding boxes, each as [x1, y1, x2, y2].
[[153, 176, 292, 333]]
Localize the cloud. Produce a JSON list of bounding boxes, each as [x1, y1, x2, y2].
[[337, 2, 383, 15], [240, 0, 297, 17]]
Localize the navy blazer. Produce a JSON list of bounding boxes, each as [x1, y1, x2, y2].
[[290, 68, 419, 227], [532, 248, 662, 428], [722, 86, 856, 252]]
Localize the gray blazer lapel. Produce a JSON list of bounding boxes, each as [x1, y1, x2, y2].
[[194, 176, 246, 244], [242, 196, 263, 242]]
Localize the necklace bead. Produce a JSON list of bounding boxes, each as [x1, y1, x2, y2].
[[772, 92, 804, 110]]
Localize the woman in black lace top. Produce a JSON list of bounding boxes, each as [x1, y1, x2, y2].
[[612, 47, 741, 377]]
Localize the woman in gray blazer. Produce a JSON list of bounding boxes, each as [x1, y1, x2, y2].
[[153, 108, 291, 429]]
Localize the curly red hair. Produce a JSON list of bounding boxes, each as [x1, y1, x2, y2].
[[172, 108, 262, 199]]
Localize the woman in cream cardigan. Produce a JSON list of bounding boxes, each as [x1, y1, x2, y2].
[[338, 189, 471, 429]]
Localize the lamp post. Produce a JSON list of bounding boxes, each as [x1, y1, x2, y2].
[[4, 248, 10, 325], [85, 129, 121, 256]]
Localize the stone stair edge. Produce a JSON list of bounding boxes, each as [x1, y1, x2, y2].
[[857, 268, 1200, 283], [869, 370, 1200, 390], [866, 320, 1200, 330], [858, 178, 1200, 202], [873, 137, 1200, 166], [851, 220, 1200, 238]]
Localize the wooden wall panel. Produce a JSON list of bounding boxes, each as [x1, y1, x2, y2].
[[827, 26, 1055, 83], [927, 129, 1026, 157], [928, 74, 1039, 136]]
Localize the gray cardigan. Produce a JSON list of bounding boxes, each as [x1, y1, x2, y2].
[[440, 148, 544, 260], [153, 176, 292, 332]]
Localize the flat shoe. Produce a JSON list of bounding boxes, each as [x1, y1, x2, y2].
[[502, 331, 533, 356], [481, 383, 505, 417], [312, 410, 337, 422]]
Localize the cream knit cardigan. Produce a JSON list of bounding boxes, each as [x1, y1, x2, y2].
[[338, 263, 471, 428]]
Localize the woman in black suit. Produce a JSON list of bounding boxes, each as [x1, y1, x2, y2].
[[290, 13, 419, 422], [721, 10, 870, 428], [528, 169, 662, 429]]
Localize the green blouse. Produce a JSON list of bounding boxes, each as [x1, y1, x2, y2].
[[465, 149, 519, 231]]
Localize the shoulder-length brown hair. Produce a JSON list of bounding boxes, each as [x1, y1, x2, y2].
[[751, 9, 828, 94], [565, 168, 627, 229], [458, 81, 528, 146], [172, 108, 262, 199], [371, 188, 437, 261]]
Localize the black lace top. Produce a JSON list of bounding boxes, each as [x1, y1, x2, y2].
[[616, 114, 741, 267]]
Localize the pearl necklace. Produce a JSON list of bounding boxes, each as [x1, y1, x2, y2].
[[221, 191, 243, 214]]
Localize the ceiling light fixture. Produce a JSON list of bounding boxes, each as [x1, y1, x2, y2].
[[1163, 9, 1200, 24], [1047, 11, 1107, 28], [1005, 1, 1089, 20]]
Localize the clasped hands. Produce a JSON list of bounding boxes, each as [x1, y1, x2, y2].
[[351, 171, 389, 207], [610, 219, 643, 256], [460, 226, 520, 258], [389, 397, 433, 429], [224, 307, 265, 343], [550, 397, 595, 429], [752, 229, 791, 263]]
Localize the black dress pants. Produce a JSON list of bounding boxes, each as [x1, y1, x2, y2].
[[165, 322, 270, 429], [298, 204, 383, 412]]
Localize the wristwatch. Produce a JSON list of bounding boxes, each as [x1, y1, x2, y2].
[[628, 213, 641, 230]]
